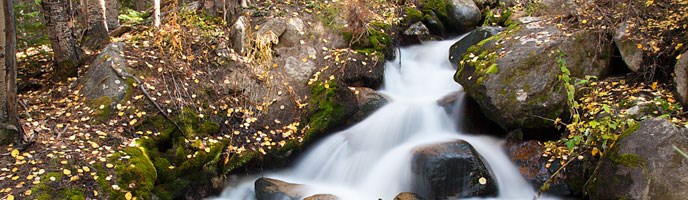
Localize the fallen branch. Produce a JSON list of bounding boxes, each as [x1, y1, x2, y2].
[[108, 63, 189, 140], [55, 125, 68, 140]]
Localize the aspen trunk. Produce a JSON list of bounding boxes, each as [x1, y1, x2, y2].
[[42, 0, 83, 80]]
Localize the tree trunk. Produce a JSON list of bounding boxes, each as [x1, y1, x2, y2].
[[153, 0, 160, 27], [1, 0, 18, 145], [135, 1, 146, 12], [202, 0, 240, 22], [42, 0, 83, 81], [82, 0, 110, 51], [105, 0, 119, 30]]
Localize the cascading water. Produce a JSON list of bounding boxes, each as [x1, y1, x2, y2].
[[217, 38, 540, 200]]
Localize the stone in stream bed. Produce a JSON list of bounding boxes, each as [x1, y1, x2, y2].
[[411, 140, 497, 199], [394, 192, 426, 200], [254, 177, 305, 200]]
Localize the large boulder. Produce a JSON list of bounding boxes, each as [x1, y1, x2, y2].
[[348, 87, 389, 124], [449, 26, 503, 67], [411, 140, 497, 198], [614, 23, 644, 72], [453, 17, 611, 130], [254, 178, 305, 200], [506, 140, 591, 197], [587, 118, 688, 199], [674, 51, 688, 105], [80, 42, 132, 103], [446, 0, 481, 34]]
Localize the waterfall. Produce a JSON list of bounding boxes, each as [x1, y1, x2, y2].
[[216, 38, 541, 200]]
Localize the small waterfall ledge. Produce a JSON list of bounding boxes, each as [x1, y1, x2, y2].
[[216, 38, 541, 200]]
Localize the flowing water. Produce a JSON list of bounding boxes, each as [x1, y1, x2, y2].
[[217, 38, 539, 200]]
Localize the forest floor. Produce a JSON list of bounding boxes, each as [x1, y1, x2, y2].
[[0, 0, 400, 199]]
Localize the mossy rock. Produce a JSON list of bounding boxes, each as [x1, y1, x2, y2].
[[587, 118, 688, 199], [454, 17, 611, 130], [31, 172, 87, 200], [113, 147, 157, 199]]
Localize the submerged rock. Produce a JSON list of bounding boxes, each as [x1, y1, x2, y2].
[[588, 118, 688, 199], [394, 192, 426, 200], [454, 17, 611, 130], [254, 178, 305, 200], [80, 42, 131, 103], [674, 51, 688, 105], [411, 140, 497, 198], [303, 194, 339, 200], [349, 87, 389, 124]]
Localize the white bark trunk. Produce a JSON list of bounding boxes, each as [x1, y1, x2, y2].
[[154, 0, 160, 28]]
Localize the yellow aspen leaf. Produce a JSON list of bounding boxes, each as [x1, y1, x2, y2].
[[581, 19, 588, 24], [645, 0, 654, 6], [25, 190, 32, 195], [106, 163, 114, 168], [63, 169, 71, 175], [651, 82, 658, 90], [94, 190, 99, 196], [678, 54, 683, 60], [637, 43, 643, 49], [677, 43, 684, 50], [7, 194, 14, 200], [10, 149, 19, 158], [591, 147, 599, 156], [129, 119, 138, 126]]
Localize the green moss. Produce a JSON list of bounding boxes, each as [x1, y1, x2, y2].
[[306, 80, 344, 142], [89, 96, 114, 122], [114, 146, 157, 199], [31, 172, 85, 200], [482, 7, 514, 27], [420, 0, 448, 19], [612, 153, 646, 168], [404, 6, 425, 22]]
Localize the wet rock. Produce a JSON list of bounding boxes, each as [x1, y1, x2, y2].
[[588, 118, 688, 200], [403, 21, 434, 44], [339, 52, 385, 89], [438, 93, 504, 136], [454, 17, 611, 130], [349, 87, 389, 124], [506, 140, 588, 197], [614, 23, 644, 72], [254, 178, 305, 200], [303, 194, 339, 200], [448, 26, 503, 67], [230, 16, 247, 53], [446, 0, 481, 34], [394, 192, 426, 200], [674, 51, 688, 105], [411, 140, 497, 198], [80, 42, 131, 103]]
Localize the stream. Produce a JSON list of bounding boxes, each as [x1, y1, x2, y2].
[[216, 38, 540, 200]]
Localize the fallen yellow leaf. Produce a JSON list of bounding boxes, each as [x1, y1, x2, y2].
[[63, 169, 71, 175], [10, 149, 19, 158], [125, 192, 133, 200]]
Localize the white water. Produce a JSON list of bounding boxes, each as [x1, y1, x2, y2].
[[217, 38, 538, 200]]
